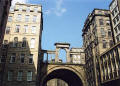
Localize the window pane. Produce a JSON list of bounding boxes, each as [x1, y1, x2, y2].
[[8, 16, 12, 22], [31, 26, 36, 33], [33, 16, 37, 22], [22, 37, 27, 47], [17, 71, 23, 81], [99, 19, 104, 25], [20, 54, 25, 63], [17, 14, 22, 21], [27, 71, 32, 81], [29, 54, 33, 64], [25, 15, 29, 22], [15, 25, 20, 33], [10, 53, 16, 63], [24, 25, 28, 33], [30, 38, 35, 48], [6, 27, 10, 34], [8, 71, 13, 81]]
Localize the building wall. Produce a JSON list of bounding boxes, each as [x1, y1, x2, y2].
[[109, 0, 120, 43], [82, 9, 114, 86], [70, 48, 85, 64], [0, 3, 43, 86]]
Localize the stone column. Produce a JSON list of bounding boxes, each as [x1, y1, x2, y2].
[[66, 49, 70, 63], [55, 48, 59, 62]]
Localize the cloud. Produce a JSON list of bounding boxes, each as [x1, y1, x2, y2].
[[11, 0, 28, 6], [44, 0, 67, 16], [44, 10, 51, 15], [54, 0, 67, 16]]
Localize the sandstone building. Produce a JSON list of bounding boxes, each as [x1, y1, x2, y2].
[[82, 9, 114, 86], [109, 0, 120, 43], [0, 2, 43, 86]]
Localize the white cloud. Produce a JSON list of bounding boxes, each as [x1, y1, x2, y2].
[[11, 0, 28, 6], [44, 0, 67, 16], [54, 0, 67, 16], [44, 10, 51, 15]]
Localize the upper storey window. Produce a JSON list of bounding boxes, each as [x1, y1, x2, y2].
[[16, 14, 22, 21], [26, 6, 30, 12], [19, 6, 23, 11], [25, 15, 29, 22], [8, 16, 12, 22], [99, 19, 104, 25], [15, 25, 20, 33], [34, 7, 38, 13], [33, 15, 37, 22]]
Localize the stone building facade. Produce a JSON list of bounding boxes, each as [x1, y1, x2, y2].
[[82, 9, 114, 86], [0, 2, 43, 86], [109, 0, 120, 43], [70, 47, 85, 64]]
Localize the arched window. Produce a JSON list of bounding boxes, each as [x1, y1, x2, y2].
[[22, 37, 27, 47], [13, 37, 18, 47]]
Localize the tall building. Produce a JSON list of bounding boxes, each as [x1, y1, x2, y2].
[[109, 0, 120, 43], [0, 2, 43, 86], [82, 9, 114, 86], [0, 0, 12, 56]]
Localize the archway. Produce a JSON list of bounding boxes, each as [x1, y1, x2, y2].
[[41, 69, 83, 86]]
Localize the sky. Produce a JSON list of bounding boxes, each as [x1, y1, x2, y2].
[[12, 0, 112, 50]]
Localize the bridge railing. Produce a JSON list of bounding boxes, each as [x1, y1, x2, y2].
[[99, 42, 120, 83]]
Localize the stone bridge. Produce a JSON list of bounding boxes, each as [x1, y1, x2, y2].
[[38, 43, 87, 86]]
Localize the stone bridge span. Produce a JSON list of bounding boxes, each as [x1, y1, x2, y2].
[[38, 63, 87, 86]]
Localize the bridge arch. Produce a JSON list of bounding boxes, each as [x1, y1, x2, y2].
[[40, 65, 87, 86]]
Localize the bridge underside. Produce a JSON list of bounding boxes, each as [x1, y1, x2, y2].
[[43, 69, 83, 86], [39, 63, 87, 86]]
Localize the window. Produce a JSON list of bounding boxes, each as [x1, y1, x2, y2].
[[3, 40, 8, 48], [116, 15, 119, 22], [10, 53, 16, 63], [31, 26, 36, 33], [27, 71, 32, 81], [8, 71, 13, 81], [17, 71, 23, 81], [109, 40, 113, 47], [10, 6, 14, 12], [8, 16, 12, 22], [115, 27, 118, 33], [6, 27, 10, 34], [13, 37, 18, 47], [29, 54, 33, 64], [101, 28, 105, 37], [22, 37, 27, 47], [33, 16, 37, 22], [103, 40, 107, 48], [24, 25, 28, 33], [34, 7, 38, 13], [108, 30, 112, 37], [19, 6, 22, 11], [0, 55, 5, 63], [106, 20, 110, 26], [99, 19, 104, 25], [15, 25, 20, 33], [20, 54, 25, 63], [16, 14, 22, 21], [26, 7, 30, 12], [113, 18, 116, 25], [25, 15, 29, 22], [30, 38, 35, 48]]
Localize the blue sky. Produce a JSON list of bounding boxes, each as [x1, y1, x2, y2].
[[12, 0, 112, 50]]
